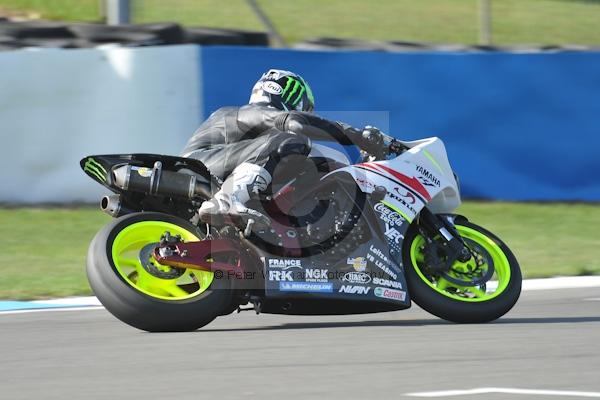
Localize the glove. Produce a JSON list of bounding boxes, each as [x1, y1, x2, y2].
[[361, 126, 386, 156], [388, 139, 407, 154], [363, 126, 407, 156], [362, 125, 401, 159]]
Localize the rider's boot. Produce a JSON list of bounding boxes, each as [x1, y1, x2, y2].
[[198, 163, 272, 228]]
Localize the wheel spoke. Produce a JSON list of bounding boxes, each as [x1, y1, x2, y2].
[[117, 257, 140, 267], [466, 286, 487, 298], [110, 221, 214, 300], [436, 277, 450, 291], [409, 224, 516, 304], [135, 271, 152, 290], [162, 283, 190, 298], [197, 272, 213, 289]]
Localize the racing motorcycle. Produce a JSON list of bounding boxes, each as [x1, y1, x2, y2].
[[81, 135, 521, 332]]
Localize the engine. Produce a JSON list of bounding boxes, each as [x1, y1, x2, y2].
[[295, 185, 371, 256]]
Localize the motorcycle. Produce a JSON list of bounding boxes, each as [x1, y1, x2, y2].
[[81, 135, 521, 332]]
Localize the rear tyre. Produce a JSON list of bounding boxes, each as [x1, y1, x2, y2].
[[87, 212, 233, 332], [403, 219, 521, 323]]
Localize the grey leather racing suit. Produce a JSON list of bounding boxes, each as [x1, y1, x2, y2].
[[181, 104, 370, 181]]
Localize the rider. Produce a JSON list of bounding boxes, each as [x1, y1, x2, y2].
[[181, 69, 398, 228]]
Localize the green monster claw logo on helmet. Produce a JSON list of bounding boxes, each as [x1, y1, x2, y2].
[[249, 69, 315, 113]]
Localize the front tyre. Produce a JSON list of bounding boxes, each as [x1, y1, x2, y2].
[[87, 212, 233, 332], [403, 219, 521, 323]]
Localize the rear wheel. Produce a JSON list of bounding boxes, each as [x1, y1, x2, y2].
[[403, 219, 521, 323], [87, 212, 233, 332]]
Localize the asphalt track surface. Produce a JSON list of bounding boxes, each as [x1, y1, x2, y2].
[[1, 287, 599, 400]]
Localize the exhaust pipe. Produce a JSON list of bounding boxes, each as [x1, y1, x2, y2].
[[101, 194, 132, 218], [112, 162, 212, 199]]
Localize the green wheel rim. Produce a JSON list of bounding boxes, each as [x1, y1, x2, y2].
[[111, 221, 214, 301], [409, 225, 511, 302]]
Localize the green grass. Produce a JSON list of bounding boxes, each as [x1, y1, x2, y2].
[[456, 202, 600, 278], [1, 202, 599, 300], [2, 0, 600, 45], [0, 0, 100, 21], [0, 208, 110, 300]]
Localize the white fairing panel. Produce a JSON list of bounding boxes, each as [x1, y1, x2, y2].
[[324, 137, 461, 219]]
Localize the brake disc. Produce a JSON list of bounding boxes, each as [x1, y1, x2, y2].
[[441, 238, 495, 286], [138, 243, 185, 279]]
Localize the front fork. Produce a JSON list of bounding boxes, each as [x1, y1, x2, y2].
[[417, 208, 472, 273]]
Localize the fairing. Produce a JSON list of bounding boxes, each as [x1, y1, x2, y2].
[[249, 137, 461, 313], [256, 177, 412, 313], [324, 137, 461, 216], [308, 143, 351, 166]]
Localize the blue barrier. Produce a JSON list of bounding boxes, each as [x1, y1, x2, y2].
[[200, 46, 600, 201]]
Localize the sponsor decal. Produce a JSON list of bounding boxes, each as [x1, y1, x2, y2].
[[355, 177, 375, 191], [339, 285, 371, 295], [415, 165, 440, 187], [360, 162, 431, 201], [83, 158, 107, 182], [281, 76, 306, 106], [342, 271, 372, 284], [374, 287, 406, 301], [264, 70, 281, 80], [305, 268, 329, 283], [374, 202, 405, 228], [269, 270, 293, 281], [373, 276, 403, 289], [384, 223, 404, 244], [132, 166, 152, 178], [366, 253, 398, 280], [388, 191, 418, 215], [347, 257, 367, 272], [279, 282, 333, 293], [394, 188, 416, 204], [268, 259, 302, 270], [369, 245, 390, 263], [262, 81, 283, 95]]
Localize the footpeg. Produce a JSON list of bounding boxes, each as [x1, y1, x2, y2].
[[236, 296, 262, 314], [244, 218, 255, 238]]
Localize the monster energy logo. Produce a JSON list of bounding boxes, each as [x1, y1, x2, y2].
[[84, 158, 107, 182], [281, 77, 307, 107]]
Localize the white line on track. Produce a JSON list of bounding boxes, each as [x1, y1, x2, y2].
[[405, 387, 600, 398], [30, 296, 101, 306], [584, 298, 600, 301], [521, 276, 600, 291], [0, 306, 105, 315]]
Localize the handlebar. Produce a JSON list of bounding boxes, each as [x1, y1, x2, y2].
[[362, 127, 407, 157], [387, 139, 408, 155]]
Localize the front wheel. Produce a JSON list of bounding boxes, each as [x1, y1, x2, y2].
[[87, 212, 233, 332], [403, 219, 521, 323]]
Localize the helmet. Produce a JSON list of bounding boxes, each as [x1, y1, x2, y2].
[[249, 69, 315, 113]]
